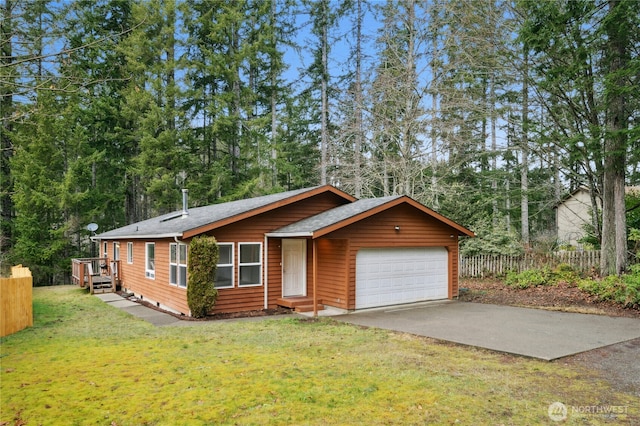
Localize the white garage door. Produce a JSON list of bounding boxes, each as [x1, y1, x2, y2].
[[356, 247, 448, 309]]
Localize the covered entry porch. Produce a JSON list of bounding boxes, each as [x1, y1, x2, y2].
[[273, 238, 325, 314]]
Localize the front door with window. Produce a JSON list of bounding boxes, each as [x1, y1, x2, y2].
[[282, 239, 306, 297]]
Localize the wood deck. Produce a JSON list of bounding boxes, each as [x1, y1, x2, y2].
[[72, 258, 120, 295]]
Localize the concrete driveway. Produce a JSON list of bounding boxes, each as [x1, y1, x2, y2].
[[332, 301, 640, 360]]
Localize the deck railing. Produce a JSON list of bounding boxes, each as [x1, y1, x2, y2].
[[71, 257, 120, 293]]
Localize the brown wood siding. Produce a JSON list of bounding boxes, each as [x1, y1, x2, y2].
[[108, 192, 349, 315], [115, 239, 190, 315], [200, 192, 349, 314], [105, 195, 463, 314], [318, 204, 460, 310], [266, 238, 283, 309], [315, 239, 349, 309]]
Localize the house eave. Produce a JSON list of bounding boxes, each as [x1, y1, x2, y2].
[[265, 232, 314, 238], [92, 233, 182, 241]]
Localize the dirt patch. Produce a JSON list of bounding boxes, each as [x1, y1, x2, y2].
[[459, 278, 640, 398], [458, 278, 640, 319], [561, 337, 640, 398]]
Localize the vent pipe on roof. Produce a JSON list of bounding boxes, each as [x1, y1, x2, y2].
[[182, 189, 189, 218]]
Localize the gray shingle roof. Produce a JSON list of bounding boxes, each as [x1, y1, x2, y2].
[[270, 195, 402, 235], [96, 186, 322, 239]]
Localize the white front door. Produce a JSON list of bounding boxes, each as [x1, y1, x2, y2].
[[282, 239, 306, 297]]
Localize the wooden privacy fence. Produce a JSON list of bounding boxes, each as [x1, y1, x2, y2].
[[459, 251, 601, 278], [1, 265, 33, 337]]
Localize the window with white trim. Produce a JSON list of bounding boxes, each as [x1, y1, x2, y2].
[[127, 242, 133, 264], [170, 242, 188, 288], [215, 243, 233, 289], [113, 242, 120, 261], [239, 243, 261, 287], [103, 242, 108, 258], [145, 242, 155, 279]]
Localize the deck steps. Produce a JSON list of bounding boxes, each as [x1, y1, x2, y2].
[[293, 304, 324, 313], [88, 276, 115, 294], [276, 297, 324, 313]]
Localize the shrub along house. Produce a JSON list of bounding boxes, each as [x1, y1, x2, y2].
[[84, 185, 474, 316]]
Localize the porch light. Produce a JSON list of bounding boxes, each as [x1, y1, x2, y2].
[[394, 225, 400, 231]]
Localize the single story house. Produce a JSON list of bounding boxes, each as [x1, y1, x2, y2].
[[90, 185, 474, 316]]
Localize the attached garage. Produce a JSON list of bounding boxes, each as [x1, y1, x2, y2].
[[269, 193, 474, 312], [355, 247, 448, 309]]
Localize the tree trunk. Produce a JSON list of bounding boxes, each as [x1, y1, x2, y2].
[[600, 0, 628, 276], [520, 48, 530, 248], [320, 0, 328, 185], [270, 0, 278, 188], [353, 0, 363, 198], [402, 0, 416, 196]]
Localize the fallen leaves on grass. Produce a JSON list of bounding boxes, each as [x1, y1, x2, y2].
[[459, 278, 640, 318]]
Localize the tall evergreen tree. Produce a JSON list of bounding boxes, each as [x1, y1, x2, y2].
[[0, 0, 16, 270], [519, 0, 639, 274], [370, 0, 427, 197], [120, 0, 189, 216]]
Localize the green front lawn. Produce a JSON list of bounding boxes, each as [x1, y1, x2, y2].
[[1, 286, 637, 425]]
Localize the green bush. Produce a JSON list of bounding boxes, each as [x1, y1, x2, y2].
[[459, 217, 524, 257], [505, 268, 553, 289], [552, 263, 581, 284], [187, 236, 219, 318], [577, 265, 640, 308], [505, 264, 583, 289]]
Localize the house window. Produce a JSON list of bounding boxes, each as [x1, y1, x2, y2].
[[170, 242, 188, 288], [127, 242, 133, 264], [179, 244, 187, 287], [113, 242, 120, 261], [145, 243, 155, 279], [215, 243, 233, 289], [239, 243, 261, 287], [103, 242, 108, 258]]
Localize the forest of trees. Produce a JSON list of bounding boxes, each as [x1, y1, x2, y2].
[[1, 0, 639, 284]]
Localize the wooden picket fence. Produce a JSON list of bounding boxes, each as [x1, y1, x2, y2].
[[459, 251, 601, 278], [1, 265, 34, 337]]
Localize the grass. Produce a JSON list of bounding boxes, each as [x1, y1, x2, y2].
[[1, 286, 638, 425]]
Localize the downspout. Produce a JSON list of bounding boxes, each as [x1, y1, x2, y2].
[[264, 234, 269, 309], [313, 238, 318, 318]]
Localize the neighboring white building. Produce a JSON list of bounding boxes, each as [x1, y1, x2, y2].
[[555, 187, 596, 248], [556, 186, 640, 248]]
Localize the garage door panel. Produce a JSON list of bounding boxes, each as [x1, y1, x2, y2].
[[356, 247, 448, 309]]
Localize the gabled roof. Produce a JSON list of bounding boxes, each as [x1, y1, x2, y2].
[[268, 195, 475, 238], [95, 185, 355, 240]]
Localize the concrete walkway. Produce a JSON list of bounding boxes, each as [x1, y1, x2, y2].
[[333, 301, 640, 360], [94, 293, 301, 326], [95, 293, 185, 326]]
